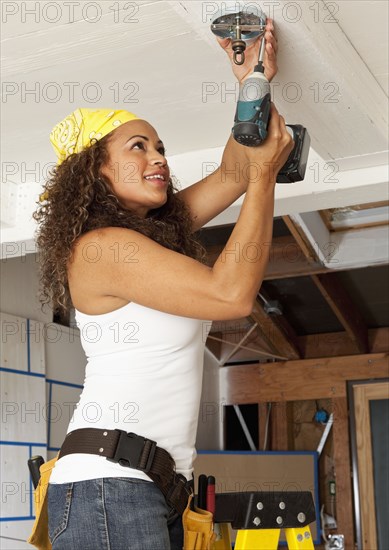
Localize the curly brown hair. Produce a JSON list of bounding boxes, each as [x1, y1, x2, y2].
[[33, 132, 207, 316]]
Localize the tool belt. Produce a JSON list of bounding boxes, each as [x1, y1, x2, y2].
[[27, 428, 211, 550], [58, 427, 194, 518]]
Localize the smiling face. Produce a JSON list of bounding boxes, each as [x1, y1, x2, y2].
[[100, 119, 170, 218]]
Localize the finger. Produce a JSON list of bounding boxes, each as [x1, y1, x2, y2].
[[264, 46, 278, 78], [265, 19, 276, 38], [268, 103, 281, 133], [216, 36, 229, 45], [215, 36, 231, 50], [265, 29, 278, 43], [265, 31, 278, 53], [265, 19, 277, 40], [265, 43, 278, 64], [279, 115, 292, 141]]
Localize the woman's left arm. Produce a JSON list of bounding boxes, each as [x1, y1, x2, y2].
[[176, 18, 278, 233]]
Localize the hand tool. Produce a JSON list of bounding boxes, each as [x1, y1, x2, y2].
[[28, 455, 44, 489], [198, 473, 208, 510], [206, 475, 216, 515]]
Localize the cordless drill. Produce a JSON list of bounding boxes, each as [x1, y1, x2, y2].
[[232, 30, 311, 183]]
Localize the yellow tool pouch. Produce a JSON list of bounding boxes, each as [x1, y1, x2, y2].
[[27, 454, 59, 550], [182, 494, 216, 550]]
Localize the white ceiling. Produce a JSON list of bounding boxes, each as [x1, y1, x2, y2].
[[1, 0, 388, 260]]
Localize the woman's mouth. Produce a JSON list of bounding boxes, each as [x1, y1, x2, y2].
[[144, 175, 168, 186]]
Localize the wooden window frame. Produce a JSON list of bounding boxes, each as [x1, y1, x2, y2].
[[348, 379, 389, 549]]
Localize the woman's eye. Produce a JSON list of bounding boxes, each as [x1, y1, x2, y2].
[[132, 142, 166, 155], [132, 141, 144, 150]]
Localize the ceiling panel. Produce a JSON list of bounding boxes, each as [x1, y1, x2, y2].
[[2, 0, 388, 169], [334, 0, 388, 95]]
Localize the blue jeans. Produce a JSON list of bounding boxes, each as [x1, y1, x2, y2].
[[47, 477, 184, 550]]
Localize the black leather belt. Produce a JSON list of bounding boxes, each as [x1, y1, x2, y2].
[[58, 428, 193, 521]]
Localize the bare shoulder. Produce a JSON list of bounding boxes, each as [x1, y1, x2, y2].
[[68, 225, 248, 320], [70, 227, 136, 261], [67, 227, 135, 315]]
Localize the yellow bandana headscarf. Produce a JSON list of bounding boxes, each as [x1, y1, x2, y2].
[[40, 108, 140, 202], [50, 107, 140, 165]]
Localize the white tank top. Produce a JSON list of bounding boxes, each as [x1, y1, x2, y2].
[[50, 301, 211, 484]]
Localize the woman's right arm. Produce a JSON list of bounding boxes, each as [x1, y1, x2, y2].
[[70, 104, 294, 321]]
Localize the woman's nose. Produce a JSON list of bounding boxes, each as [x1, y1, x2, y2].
[[150, 151, 167, 165]]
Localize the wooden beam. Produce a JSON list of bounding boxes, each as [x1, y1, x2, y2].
[[220, 353, 389, 404], [249, 298, 301, 360], [282, 215, 320, 262], [311, 273, 369, 353], [299, 327, 389, 358], [368, 326, 389, 353], [332, 397, 355, 548], [208, 327, 388, 362]]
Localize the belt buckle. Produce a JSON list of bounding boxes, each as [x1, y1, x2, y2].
[[108, 430, 156, 472]]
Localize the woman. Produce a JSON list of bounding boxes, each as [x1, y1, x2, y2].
[[33, 20, 293, 550]]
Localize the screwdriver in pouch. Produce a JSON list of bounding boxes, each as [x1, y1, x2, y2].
[[28, 455, 45, 489], [198, 474, 208, 510]]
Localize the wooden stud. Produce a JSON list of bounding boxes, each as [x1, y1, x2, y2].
[[258, 403, 269, 451], [332, 397, 355, 548], [270, 402, 290, 451]]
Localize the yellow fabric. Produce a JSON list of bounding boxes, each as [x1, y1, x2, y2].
[[27, 454, 59, 550], [50, 107, 140, 165], [182, 494, 216, 550]]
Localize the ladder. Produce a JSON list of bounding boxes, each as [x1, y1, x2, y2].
[[197, 491, 316, 549]]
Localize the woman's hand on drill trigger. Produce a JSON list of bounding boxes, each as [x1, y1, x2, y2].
[[216, 17, 278, 83], [255, 102, 295, 181], [242, 103, 294, 184]]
